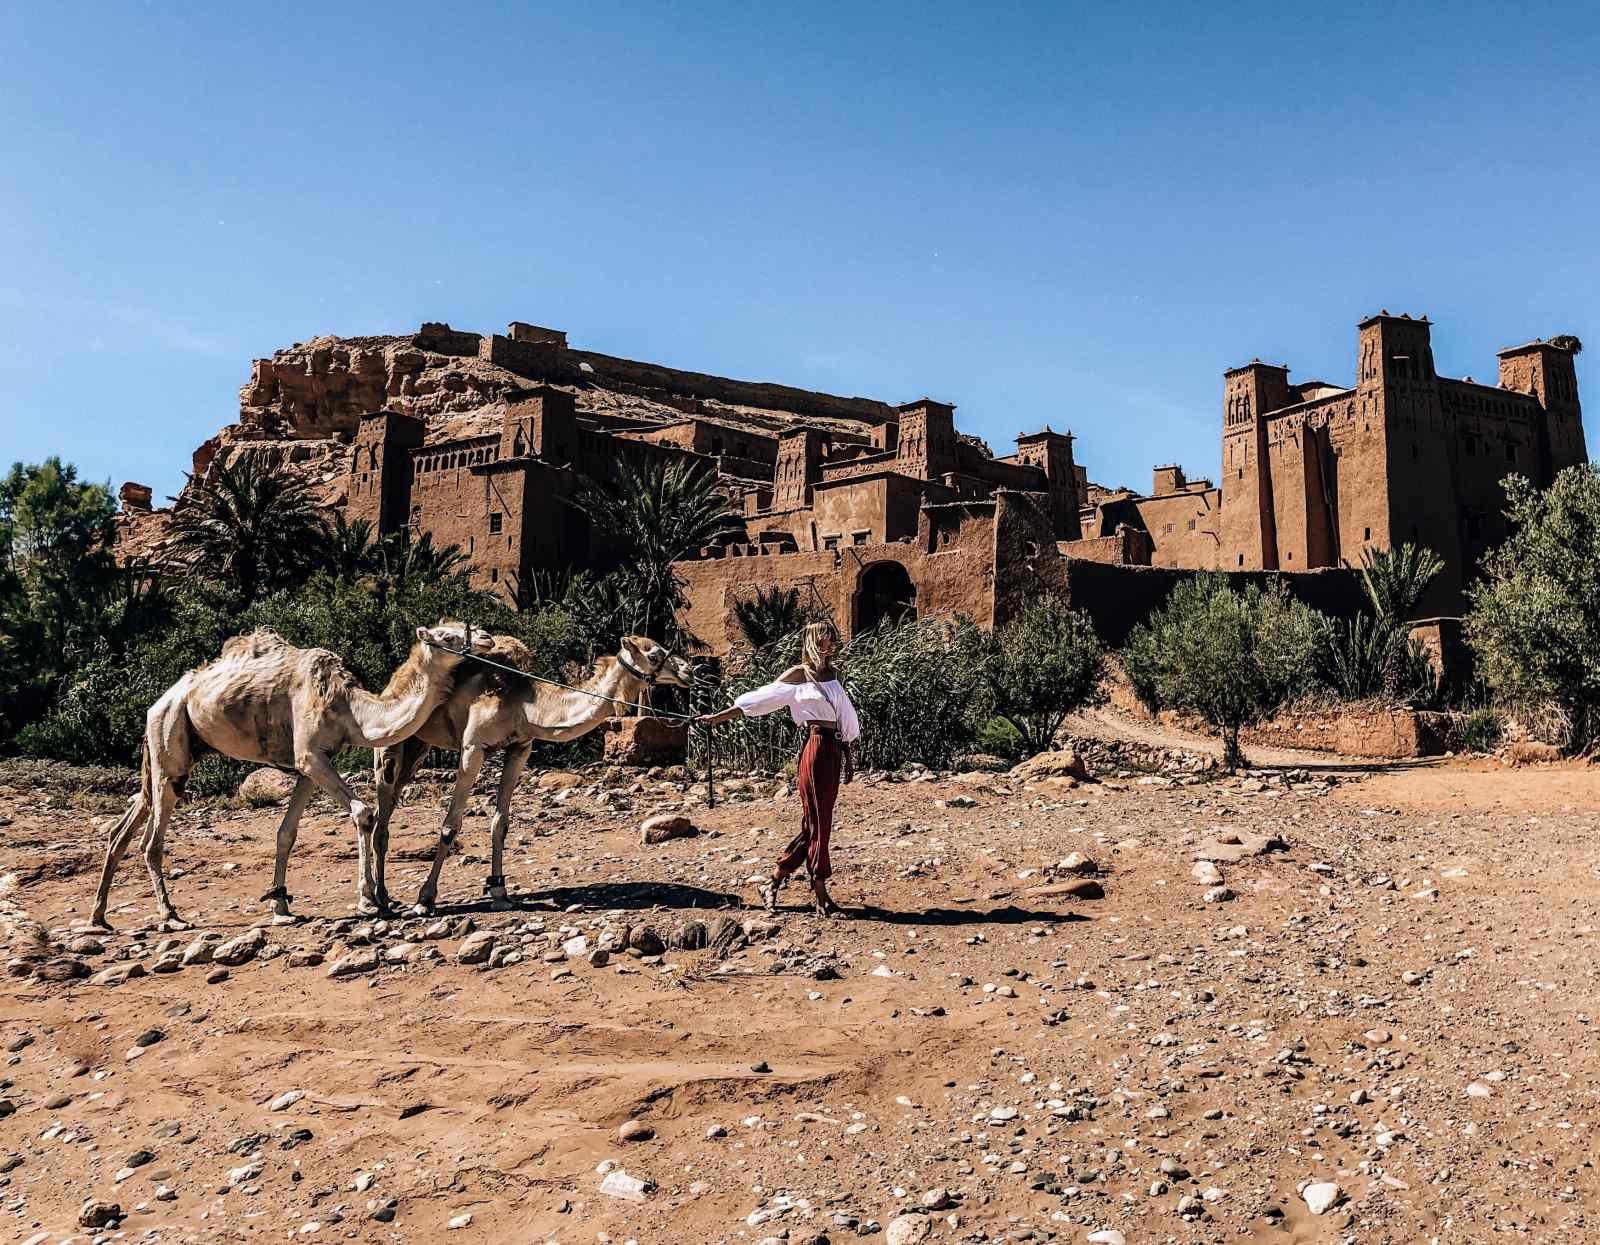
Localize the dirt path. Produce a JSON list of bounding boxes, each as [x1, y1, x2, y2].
[[3, 750, 1599, 1243]]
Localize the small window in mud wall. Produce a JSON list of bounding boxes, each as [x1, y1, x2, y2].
[[409, 504, 421, 527], [1163, 522, 1174, 535], [489, 512, 503, 534], [823, 535, 840, 551], [1187, 518, 1197, 531], [851, 530, 869, 546], [490, 568, 498, 583], [1505, 441, 1517, 463]]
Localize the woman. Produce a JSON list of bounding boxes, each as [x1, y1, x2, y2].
[[697, 620, 860, 916]]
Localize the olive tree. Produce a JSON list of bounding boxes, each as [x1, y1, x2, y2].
[[981, 598, 1106, 756], [1466, 466, 1600, 749], [1122, 574, 1326, 770]]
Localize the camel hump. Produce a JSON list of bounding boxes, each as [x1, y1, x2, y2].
[[219, 628, 292, 661]]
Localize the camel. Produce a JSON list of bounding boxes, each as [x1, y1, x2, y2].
[[89, 620, 492, 930], [370, 634, 699, 914]]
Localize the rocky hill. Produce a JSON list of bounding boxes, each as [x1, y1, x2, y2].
[[117, 319, 899, 563]]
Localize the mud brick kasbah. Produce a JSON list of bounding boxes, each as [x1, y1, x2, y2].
[[119, 311, 1585, 654]]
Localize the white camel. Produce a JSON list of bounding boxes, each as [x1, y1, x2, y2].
[[89, 621, 492, 930], [370, 634, 698, 914]]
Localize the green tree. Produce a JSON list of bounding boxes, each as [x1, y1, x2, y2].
[[0, 459, 123, 741], [1353, 542, 1445, 699], [317, 513, 381, 579], [981, 598, 1105, 756], [1466, 466, 1600, 749], [1122, 574, 1325, 770], [373, 529, 470, 600], [164, 454, 326, 607], [569, 457, 735, 639]]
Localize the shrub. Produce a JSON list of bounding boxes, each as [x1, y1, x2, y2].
[[1454, 707, 1505, 753], [1466, 466, 1600, 750], [1122, 574, 1325, 770], [693, 615, 989, 773], [972, 715, 1025, 762], [980, 598, 1105, 756]]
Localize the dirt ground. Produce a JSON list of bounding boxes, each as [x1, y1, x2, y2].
[[4, 734, 1600, 1245]]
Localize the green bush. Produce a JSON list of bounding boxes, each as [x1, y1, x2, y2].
[[693, 615, 989, 773], [972, 716, 1025, 762], [1454, 707, 1505, 753], [980, 598, 1105, 756], [1122, 574, 1325, 769], [1466, 466, 1600, 749]]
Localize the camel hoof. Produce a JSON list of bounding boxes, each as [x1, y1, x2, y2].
[[159, 917, 191, 933], [488, 892, 513, 912], [271, 913, 302, 927], [355, 900, 383, 917], [412, 901, 436, 918]]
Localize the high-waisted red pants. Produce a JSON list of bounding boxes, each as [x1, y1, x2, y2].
[[777, 727, 842, 882]]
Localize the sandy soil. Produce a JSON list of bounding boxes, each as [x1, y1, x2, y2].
[[3, 741, 1599, 1245]]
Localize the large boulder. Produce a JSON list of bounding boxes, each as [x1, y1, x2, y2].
[[605, 718, 688, 767], [239, 768, 298, 806], [641, 814, 699, 846], [1009, 749, 1090, 783]]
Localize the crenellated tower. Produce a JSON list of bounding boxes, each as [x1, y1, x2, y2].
[[895, 399, 958, 480], [349, 410, 425, 535], [1014, 427, 1082, 540]]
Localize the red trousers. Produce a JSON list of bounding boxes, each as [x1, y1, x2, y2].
[[777, 727, 843, 882]]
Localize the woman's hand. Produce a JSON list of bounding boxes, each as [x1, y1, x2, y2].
[[842, 745, 855, 785]]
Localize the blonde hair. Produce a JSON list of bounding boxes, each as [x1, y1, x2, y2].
[[801, 620, 840, 680]]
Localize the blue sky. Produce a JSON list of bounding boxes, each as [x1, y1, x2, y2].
[[3, 2, 1597, 503]]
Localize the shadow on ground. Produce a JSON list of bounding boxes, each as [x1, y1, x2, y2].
[[842, 903, 1088, 927]]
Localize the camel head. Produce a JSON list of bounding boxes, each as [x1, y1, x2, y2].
[[415, 619, 497, 672], [618, 635, 700, 688]]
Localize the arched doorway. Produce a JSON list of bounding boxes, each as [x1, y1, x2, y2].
[[855, 561, 917, 633]]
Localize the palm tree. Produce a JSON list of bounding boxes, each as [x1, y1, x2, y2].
[[1354, 543, 1446, 700], [568, 457, 736, 639], [165, 454, 326, 607], [375, 529, 470, 594], [733, 584, 808, 651], [317, 513, 380, 579]]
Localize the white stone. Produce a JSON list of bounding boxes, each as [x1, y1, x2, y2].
[[269, 1090, 304, 1111], [886, 1214, 932, 1245], [1303, 1181, 1344, 1215], [600, 1169, 654, 1201]]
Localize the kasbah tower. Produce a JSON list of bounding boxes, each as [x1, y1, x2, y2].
[[1215, 312, 1584, 609]]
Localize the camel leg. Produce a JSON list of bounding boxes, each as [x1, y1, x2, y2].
[[372, 738, 427, 913], [485, 742, 531, 910], [415, 744, 486, 915], [252, 776, 316, 922], [89, 794, 151, 930], [142, 771, 187, 931], [278, 750, 370, 920]]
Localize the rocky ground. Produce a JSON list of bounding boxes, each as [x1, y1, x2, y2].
[[3, 737, 1600, 1245]]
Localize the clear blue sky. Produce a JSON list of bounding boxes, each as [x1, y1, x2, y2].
[[3, 2, 1597, 504]]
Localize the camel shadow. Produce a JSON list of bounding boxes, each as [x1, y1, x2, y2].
[[838, 903, 1089, 927], [427, 881, 743, 915]]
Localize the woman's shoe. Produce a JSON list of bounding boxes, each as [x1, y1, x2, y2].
[[811, 884, 842, 917], [758, 875, 784, 913]]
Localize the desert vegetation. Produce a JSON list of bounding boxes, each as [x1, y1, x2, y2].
[[5, 454, 1599, 779]]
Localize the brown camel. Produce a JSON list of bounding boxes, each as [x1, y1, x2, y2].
[[370, 635, 698, 914], [89, 621, 492, 930]]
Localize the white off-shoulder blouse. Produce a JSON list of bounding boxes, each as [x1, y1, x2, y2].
[[733, 677, 861, 742]]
